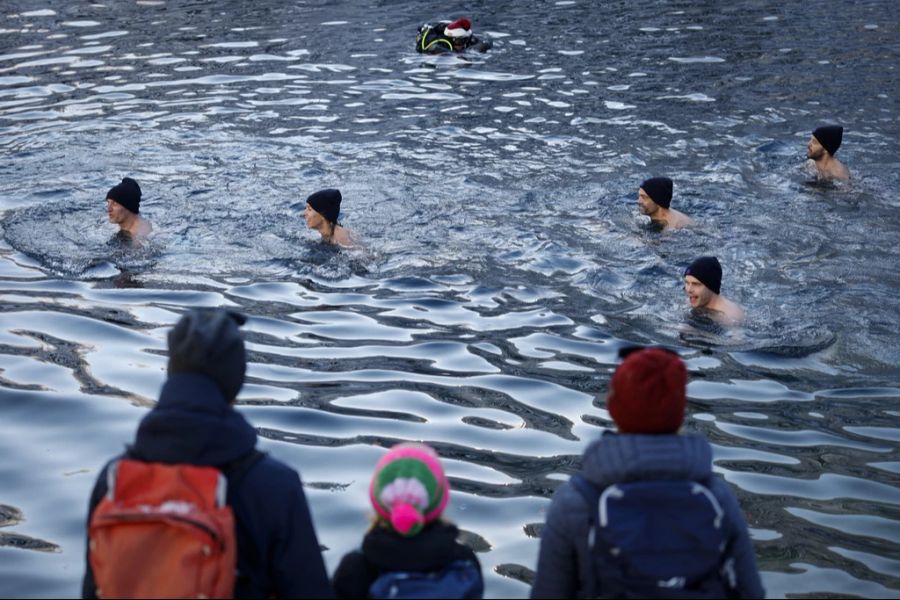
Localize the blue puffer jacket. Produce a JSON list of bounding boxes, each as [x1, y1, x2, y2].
[[82, 373, 334, 599], [531, 432, 765, 599]]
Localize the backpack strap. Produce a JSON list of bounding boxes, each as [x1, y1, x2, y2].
[[570, 473, 600, 528], [221, 449, 265, 487], [122, 446, 265, 488]]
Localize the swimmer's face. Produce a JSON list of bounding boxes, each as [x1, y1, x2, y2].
[[304, 202, 325, 230], [807, 135, 826, 160], [684, 275, 714, 309], [637, 188, 659, 216], [106, 198, 130, 224]]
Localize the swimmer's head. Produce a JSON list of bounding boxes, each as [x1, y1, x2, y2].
[[638, 177, 673, 214], [305, 188, 342, 228], [811, 125, 843, 158], [683, 256, 722, 309], [106, 177, 142, 215]]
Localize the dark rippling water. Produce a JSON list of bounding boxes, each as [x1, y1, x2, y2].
[[1, 1, 898, 597]]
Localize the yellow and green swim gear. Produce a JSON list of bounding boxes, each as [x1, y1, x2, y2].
[[416, 24, 454, 54]]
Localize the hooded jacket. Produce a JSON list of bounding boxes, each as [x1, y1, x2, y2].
[[82, 373, 334, 599], [332, 521, 482, 598], [531, 432, 765, 599]]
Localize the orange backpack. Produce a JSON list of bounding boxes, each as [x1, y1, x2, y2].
[[88, 457, 245, 599]]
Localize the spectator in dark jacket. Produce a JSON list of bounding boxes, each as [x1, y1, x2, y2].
[[531, 347, 765, 599], [332, 442, 483, 598], [82, 308, 333, 599]]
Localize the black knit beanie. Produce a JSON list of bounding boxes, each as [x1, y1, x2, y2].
[[167, 308, 247, 403], [306, 188, 342, 225], [106, 177, 142, 214], [640, 177, 673, 209], [684, 256, 722, 295], [812, 125, 843, 156]]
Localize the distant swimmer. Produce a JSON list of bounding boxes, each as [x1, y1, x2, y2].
[[415, 17, 493, 54], [304, 188, 353, 247], [683, 256, 745, 325], [806, 125, 849, 182], [106, 177, 152, 242], [638, 176, 694, 230]]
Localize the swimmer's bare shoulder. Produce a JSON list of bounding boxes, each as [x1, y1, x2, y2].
[[714, 297, 745, 325], [332, 225, 355, 248], [667, 209, 695, 229]]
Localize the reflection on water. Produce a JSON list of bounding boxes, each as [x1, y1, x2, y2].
[[0, 1, 899, 598]]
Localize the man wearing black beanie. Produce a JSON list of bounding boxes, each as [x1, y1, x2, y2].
[[637, 176, 693, 230], [303, 188, 354, 247], [683, 256, 745, 324], [106, 177, 152, 241], [806, 125, 849, 182]]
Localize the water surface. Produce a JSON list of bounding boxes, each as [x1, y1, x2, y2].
[[0, 1, 898, 598]]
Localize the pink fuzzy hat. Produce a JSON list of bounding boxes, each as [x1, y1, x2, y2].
[[369, 442, 450, 536]]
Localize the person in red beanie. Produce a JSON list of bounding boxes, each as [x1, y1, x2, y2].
[[531, 347, 764, 599]]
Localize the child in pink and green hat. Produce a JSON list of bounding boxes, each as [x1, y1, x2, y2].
[[331, 442, 484, 599]]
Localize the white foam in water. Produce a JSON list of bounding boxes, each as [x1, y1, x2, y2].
[[61, 20, 101, 27], [667, 55, 726, 63], [658, 93, 716, 102]]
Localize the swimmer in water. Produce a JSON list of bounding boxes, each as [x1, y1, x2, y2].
[[106, 177, 152, 242], [304, 188, 353, 247], [806, 125, 849, 182], [415, 17, 493, 54], [683, 256, 745, 325], [637, 177, 694, 229]]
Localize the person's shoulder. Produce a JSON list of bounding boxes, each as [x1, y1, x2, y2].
[[333, 225, 359, 248], [672, 209, 694, 228], [137, 218, 153, 236], [835, 161, 851, 180], [703, 475, 747, 529], [722, 297, 746, 322], [546, 475, 594, 528], [244, 452, 303, 488]]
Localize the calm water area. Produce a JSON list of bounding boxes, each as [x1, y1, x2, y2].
[[0, 0, 899, 597]]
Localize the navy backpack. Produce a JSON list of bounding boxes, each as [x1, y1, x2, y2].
[[368, 559, 484, 599], [571, 474, 737, 599]]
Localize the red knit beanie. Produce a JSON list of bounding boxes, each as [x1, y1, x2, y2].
[[607, 348, 687, 434]]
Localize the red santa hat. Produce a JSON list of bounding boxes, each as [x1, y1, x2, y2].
[[444, 18, 472, 38]]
